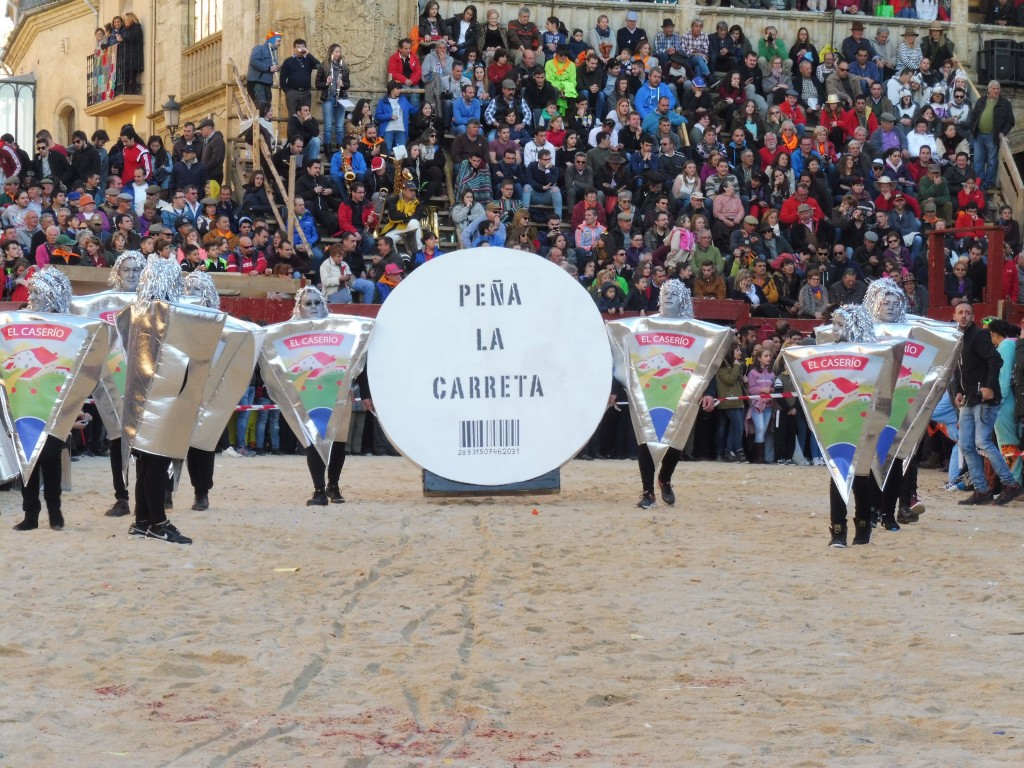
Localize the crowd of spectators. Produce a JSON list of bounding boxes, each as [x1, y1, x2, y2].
[[0, 3, 1018, 464], [231, 5, 1015, 321]]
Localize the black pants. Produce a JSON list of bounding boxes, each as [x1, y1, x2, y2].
[[306, 442, 346, 490], [134, 451, 172, 527], [109, 437, 129, 502], [829, 475, 874, 526], [637, 444, 682, 494], [774, 409, 796, 463], [21, 435, 65, 523], [880, 456, 918, 518], [186, 447, 215, 495], [285, 89, 313, 117]]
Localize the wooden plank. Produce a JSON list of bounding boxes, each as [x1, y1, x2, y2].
[[51, 264, 301, 298]]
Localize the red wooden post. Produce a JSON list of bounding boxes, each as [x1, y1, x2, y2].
[[926, 224, 1004, 318]]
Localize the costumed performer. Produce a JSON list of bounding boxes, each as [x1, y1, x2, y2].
[[117, 255, 227, 544], [259, 286, 374, 507], [69, 250, 146, 518], [607, 279, 733, 510]]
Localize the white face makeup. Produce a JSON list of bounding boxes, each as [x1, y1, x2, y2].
[[118, 258, 143, 292], [297, 290, 328, 320]]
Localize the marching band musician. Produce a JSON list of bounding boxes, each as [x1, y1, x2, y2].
[[329, 134, 368, 199], [379, 179, 426, 254], [315, 43, 352, 157], [247, 30, 282, 109]]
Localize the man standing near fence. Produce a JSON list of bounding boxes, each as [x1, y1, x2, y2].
[[967, 80, 1014, 191]]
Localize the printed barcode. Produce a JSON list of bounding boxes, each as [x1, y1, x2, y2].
[[460, 419, 520, 449]]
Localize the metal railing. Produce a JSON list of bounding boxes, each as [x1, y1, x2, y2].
[[85, 43, 119, 106], [181, 31, 223, 98]]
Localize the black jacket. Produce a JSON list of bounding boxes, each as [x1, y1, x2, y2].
[[967, 95, 1015, 140], [958, 322, 1003, 405], [32, 152, 73, 188], [70, 145, 101, 185]]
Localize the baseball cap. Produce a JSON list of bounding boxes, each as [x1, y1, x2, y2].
[[384, 262, 404, 275]]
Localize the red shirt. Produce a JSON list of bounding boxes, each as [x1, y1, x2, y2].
[[387, 51, 422, 86], [226, 251, 268, 274]]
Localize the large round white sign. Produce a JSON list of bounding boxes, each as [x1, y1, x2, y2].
[[368, 248, 613, 485]]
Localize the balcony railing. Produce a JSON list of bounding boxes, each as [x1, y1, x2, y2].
[[86, 45, 117, 107], [85, 43, 144, 106], [182, 32, 223, 99]]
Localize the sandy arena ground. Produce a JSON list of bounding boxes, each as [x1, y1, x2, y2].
[[1, 453, 1023, 767]]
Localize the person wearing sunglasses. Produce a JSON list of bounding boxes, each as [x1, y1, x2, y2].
[[30, 137, 72, 190]]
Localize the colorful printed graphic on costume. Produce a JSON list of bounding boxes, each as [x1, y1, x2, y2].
[[273, 331, 354, 438], [793, 351, 886, 484], [0, 322, 83, 461], [880, 338, 936, 462], [629, 330, 705, 441]]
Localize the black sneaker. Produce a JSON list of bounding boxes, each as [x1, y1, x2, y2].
[[105, 499, 130, 517], [896, 505, 918, 524], [995, 482, 1021, 505], [48, 512, 64, 531], [959, 490, 994, 505], [880, 513, 901, 532], [145, 520, 192, 544], [128, 522, 149, 536], [828, 523, 847, 548], [326, 484, 345, 504], [191, 494, 209, 511], [307, 489, 329, 506], [12, 519, 38, 531], [636, 492, 656, 510], [851, 520, 871, 545], [658, 481, 676, 506]]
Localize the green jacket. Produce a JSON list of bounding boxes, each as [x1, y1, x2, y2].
[[757, 38, 788, 64], [919, 176, 951, 207], [716, 360, 745, 410]]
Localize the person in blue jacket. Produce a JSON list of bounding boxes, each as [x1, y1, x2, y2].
[[374, 81, 414, 152]]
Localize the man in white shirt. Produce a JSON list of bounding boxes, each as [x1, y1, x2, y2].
[[522, 126, 556, 167]]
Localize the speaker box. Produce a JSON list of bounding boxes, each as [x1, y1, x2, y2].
[[986, 40, 1020, 85]]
